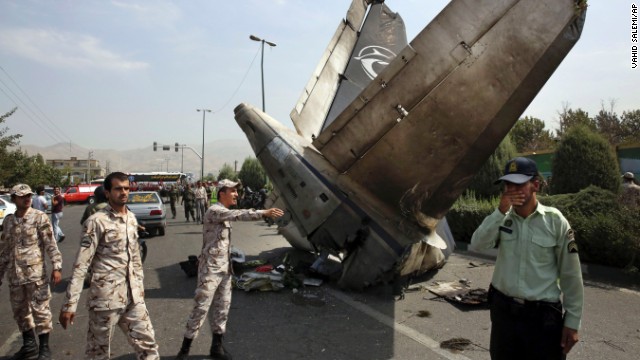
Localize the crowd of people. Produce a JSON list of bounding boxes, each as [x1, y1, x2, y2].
[[1, 160, 638, 359], [0, 173, 283, 360]]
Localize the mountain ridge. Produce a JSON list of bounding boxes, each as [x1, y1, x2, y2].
[[10, 138, 255, 177]]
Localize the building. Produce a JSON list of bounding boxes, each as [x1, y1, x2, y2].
[[46, 156, 106, 183]]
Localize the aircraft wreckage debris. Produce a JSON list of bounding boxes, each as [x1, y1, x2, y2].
[[424, 281, 488, 306]]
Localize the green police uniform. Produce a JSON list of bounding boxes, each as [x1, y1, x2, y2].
[[470, 202, 584, 359]]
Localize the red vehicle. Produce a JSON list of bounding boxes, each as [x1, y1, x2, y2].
[[62, 184, 99, 204]]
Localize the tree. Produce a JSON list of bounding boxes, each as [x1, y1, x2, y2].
[[0, 107, 21, 151], [620, 109, 640, 144], [217, 163, 238, 181], [550, 125, 621, 194], [594, 100, 624, 145], [509, 116, 555, 152], [0, 108, 63, 187], [238, 157, 267, 191], [556, 105, 595, 138], [465, 134, 517, 199]]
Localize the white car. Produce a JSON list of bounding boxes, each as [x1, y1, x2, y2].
[[0, 196, 17, 230]]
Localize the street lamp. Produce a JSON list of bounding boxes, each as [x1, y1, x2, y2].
[[249, 34, 276, 112], [196, 108, 212, 180]]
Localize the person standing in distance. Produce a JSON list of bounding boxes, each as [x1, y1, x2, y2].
[[50, 186, 65, 243], [470, 157, 583, 359], [32, 186, 48, 213], [176, 179, 284, 360], [181, 183, 196, 222], [59, 172, 159, 359], [0, 184, 62, 360], [195, 181, 208, 224], [168, 185, 179, 219]]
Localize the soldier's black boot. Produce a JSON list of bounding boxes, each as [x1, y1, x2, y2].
[[176, 337, 192, 360], [10, 330, 38, 360], [210, 333, 231, 360], [37, 333, 51, 360]]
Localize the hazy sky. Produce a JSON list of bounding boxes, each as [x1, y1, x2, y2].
[[0, 0, 636, 152]]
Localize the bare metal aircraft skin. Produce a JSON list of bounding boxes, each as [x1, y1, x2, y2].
[[234, 0, 586, 289]]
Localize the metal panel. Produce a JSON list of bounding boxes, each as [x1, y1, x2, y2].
[[257, 137, 342, 234], [290, 0, 368, 141], [339, 0, 585, 219]]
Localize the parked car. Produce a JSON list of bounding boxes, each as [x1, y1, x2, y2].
[[32, 193, 53, 214], [127, 191, 166, 236], [0, 196, 17, 230], [63, 184, 100, 204]]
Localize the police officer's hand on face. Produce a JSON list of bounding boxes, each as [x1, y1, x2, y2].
[[498, 182, 526, 214]]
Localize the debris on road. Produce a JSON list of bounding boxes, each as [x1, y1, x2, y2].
[[291, 289, 327, 307], [440, 337, 472, 351], [424, 281, 488, 306]]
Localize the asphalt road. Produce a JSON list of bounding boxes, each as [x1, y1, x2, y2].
[[1, 203, 639, 359]]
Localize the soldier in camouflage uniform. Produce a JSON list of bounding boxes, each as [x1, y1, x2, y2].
[[181, 183, 196, 222], [168, 185, 179, 219], [175, 179, 284, 360], [59, 172, 159, 360], [0, 184, 62, 360]]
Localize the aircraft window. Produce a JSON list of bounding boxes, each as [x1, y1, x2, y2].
[[319, 193, 329, 202], [300, 181, 306, 187]]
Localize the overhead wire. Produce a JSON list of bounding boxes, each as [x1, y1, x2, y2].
[[211, 44, 262, 114], [0, 85, 64, 145], [0, 65, 73, 144]]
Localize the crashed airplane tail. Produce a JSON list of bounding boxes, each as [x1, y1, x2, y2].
[[235, 0, 586, 289]]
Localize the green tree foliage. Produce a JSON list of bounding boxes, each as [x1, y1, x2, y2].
[[0, 107, 22, 151], [620, 109, 640, 144], [593, 101, 625, 145], [0, 108, 63, 188], [238, 157, 267, 191], [0, 149, 64, 188], [464, 134, 517, 199], [509, 116, 555, 152], [556, 106, 595, 138], [217, 163, 238, 181], [550, 125, 621, 194]]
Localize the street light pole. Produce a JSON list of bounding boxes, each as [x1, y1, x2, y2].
[[196, 109, 211, 181], [249, 34, 276, 112]]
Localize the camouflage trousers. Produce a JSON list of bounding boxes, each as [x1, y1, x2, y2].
[[86, 301, 159, 360], [9, 280, 52, 334], [184, 271, 232, 339]]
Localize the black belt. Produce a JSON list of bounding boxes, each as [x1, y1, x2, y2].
[[489, 285, 562, 311]]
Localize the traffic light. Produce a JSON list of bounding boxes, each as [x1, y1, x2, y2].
[[153, 142, 157, 151], [175, 143, 179, 152]]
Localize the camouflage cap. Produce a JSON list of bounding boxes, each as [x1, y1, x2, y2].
[[216, 179, 239, 190], [11, 184, 35, 196]]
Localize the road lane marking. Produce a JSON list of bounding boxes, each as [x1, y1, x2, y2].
[[0, 330, 20, 356], [328, 288, 473, 360]]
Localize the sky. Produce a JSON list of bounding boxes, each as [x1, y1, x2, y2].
[[0, 0, 637, 153]]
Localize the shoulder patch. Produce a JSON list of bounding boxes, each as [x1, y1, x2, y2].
[[567, 240, 579, 254]]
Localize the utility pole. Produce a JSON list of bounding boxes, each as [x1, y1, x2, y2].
[[87, 151, 94, 182], [197, 109, 212, 180]]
